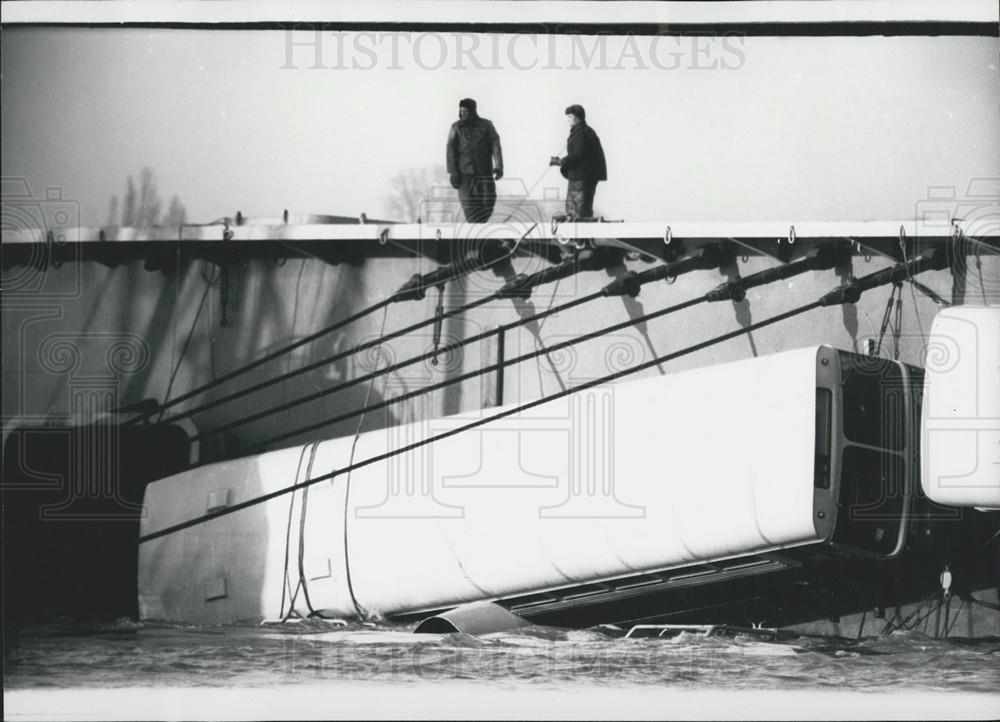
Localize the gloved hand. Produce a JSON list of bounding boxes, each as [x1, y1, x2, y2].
[[549, 156, 561, 167], [449, 174, 461, 189], [493, 168, 504, 180]]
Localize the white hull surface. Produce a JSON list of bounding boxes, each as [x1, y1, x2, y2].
[[920, 305, 1000, 509], [139, 346, 828, 624]]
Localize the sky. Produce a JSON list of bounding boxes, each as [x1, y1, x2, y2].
[[2, 28, 998, 226]]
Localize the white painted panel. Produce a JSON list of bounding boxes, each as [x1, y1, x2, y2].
[[139, 346, 823, 623], [341, 346, 821, 617], [921, 306, 1000, 509], [138, 445, 340, 622]]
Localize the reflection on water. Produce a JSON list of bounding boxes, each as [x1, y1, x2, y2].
[[5, 618, 999, 693]]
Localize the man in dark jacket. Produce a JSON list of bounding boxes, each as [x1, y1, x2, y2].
[[447, 98, 504, 223], [550, 104, 607, 220]]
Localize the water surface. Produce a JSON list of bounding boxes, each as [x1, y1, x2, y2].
[[5, 619, 999, 719]]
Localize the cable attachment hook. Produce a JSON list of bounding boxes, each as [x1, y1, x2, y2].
[[851, 237, 871, 262]]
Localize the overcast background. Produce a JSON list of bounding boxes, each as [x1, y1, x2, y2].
[[2, 28, 997, 226]]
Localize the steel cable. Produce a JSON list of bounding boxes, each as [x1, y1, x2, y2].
[[129, 297, 393, 426], [139, 298, 821, 544], [189, 288, 604, 445], [244, 295, 704, 455], [126, 232, 529, 426], [211, 245, 838, 451], [139, 251, 943, 544]]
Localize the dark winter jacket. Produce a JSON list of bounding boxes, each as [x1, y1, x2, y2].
[[560, 123, 607, 183], [447, 116, 503, 177]]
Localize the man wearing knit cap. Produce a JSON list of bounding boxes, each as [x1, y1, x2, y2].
[[446, 98, 504, 223], [550, 104, 607, 220]]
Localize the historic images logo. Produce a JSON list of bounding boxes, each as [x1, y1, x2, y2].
[[281, 30, 746, 72]]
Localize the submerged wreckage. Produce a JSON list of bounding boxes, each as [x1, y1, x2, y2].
[[4, 217, 998, 636]]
